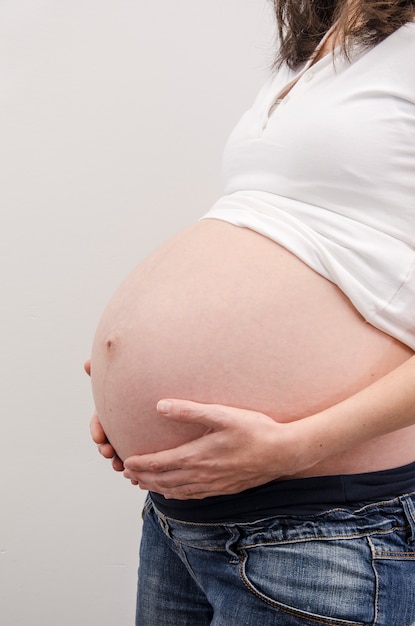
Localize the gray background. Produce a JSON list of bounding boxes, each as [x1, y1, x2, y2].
[[0, 1, 273, 624]]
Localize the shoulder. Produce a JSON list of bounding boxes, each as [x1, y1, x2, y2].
[[356, 22, 415, 86], [385, 21, 415, 50]]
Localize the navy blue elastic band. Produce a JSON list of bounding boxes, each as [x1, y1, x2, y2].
[[150, 460, 415, 523]]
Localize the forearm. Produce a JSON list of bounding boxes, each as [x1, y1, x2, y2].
[[295, 354, 415, 467]]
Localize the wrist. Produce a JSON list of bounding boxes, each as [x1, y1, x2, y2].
[[277, 413, 341, 477], [265, 418, 323, 479], [284, 400, 375, 476]]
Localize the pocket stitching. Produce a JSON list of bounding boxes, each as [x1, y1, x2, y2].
[[238, 549, 364, 626]]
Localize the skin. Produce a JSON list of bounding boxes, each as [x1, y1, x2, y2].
[[124, 358, 415, 499], [86, 349, 415, 500], [87, 16, 415, 500], [86, 361, 124, 472]]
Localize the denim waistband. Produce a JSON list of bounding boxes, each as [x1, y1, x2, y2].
[[150, 460, 415, 523]]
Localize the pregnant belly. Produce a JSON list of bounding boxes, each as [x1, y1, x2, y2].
[[90, 219, 412, 461]]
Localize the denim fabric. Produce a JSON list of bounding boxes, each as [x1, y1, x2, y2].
[[136, 493, 415, 626]]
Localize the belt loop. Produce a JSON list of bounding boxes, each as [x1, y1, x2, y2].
[[153, 505, 172, 538], [225, 526, 241, 563], [399, 494, 415, 544]]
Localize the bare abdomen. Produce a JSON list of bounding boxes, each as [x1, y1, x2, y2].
[[90, 219, 413, 462]]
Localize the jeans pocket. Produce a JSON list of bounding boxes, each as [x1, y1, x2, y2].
[[368, 498, 415, 626], [239, 537, 374, 625]]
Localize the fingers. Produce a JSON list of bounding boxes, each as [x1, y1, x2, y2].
[[156, 398, 239, 429], [124, 435, 202, 474], [123, 438, 224, 495], [89, 411, 107, 445], [123, 399, 252, 478], [122, 401, 286, 498], [85, 359, 124, 473], [124, 466, 200, 490], [98, 441, 117, 459], [123, 467, 210, 498], [89, 410, 123, 469], [93, 425, 124, 470], [124, 467, 255, 500], [90, 420, 116, 459], [112, 455, 125, 472], [157, 399, 217, 424], [124, 451, 185, 476]]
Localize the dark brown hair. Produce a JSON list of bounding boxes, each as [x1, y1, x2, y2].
[[274, 0, 415, 69]]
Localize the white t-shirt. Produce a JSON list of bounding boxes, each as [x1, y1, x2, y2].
[[202, 23, 415, 350]]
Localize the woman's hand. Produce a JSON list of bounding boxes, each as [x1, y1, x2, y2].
[[88, 354, 415, 497], [85, 359, 124, 472], [123, 355, 415, 499], [123, 399, 314, 499], [90, 410, 124, 472]]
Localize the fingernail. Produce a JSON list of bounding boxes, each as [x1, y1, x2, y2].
[[157, 400, 172, 414]]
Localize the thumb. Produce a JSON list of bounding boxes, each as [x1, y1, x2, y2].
[[156, 399, 232, 430]]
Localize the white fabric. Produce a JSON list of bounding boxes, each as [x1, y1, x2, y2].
[[202, 23, 415, 349]]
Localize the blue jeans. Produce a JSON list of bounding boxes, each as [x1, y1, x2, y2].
[[136, 493, 415, 625]]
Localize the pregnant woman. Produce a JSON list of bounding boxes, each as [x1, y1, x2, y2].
[[87, 1, 415, 624]]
